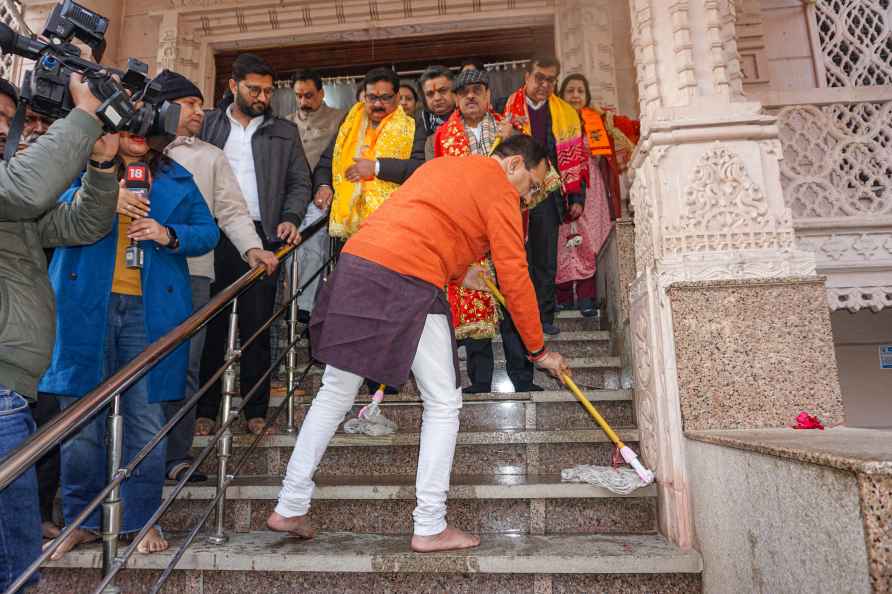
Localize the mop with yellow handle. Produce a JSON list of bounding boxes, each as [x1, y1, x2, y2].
[[481, 273, 654, 494], [343, 383, 398, 436]]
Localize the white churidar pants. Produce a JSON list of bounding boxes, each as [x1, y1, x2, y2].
[[274, 313, 461, 536]]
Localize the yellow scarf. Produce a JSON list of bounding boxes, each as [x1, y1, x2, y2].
[[330, 103, 416, 238]]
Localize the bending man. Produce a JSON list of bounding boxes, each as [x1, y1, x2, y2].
[[267, 134, 569, 552]]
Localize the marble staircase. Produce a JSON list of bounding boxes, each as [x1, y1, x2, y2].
[[38, 311, 702, 593]]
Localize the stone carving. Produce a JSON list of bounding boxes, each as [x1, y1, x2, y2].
[[657, 249, 817, 285], [669, 0, 696, 100], [663, 145, 795, 254], [815, 0, 892, 87], [827, 287, 892, 312], [556, 0, 617, 108], [157, 28, 179, 72], [774, 101, 892, 219], [630, 170, 655, 275], [630, 0, 662, 119]]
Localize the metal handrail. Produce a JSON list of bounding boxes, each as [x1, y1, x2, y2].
[[0, 212, 331, 594], [0, 213, 327, 490]]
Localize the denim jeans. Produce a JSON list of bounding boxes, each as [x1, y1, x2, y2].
[[0, 388, 41, 593], [58, 293, 167, 533], [164, 275, 211, 476]]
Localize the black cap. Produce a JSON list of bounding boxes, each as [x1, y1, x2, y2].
[[0, 78, 19, 104], [452, 68, 489, 93], [154, 69, 204, 104]]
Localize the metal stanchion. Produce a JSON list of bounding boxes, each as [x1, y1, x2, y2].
[[208, 298, 239, 545], [100, 393, 123, 594], [284, 254, 300, 434]]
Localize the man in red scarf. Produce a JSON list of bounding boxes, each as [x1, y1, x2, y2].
[[495, 56, 588, 339]]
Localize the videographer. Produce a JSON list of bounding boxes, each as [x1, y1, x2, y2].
[[0, 73, 119, 594]]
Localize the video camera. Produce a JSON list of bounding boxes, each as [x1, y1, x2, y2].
[[0, 0, 179, 137]]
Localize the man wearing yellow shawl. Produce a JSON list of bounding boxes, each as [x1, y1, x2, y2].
[[313, 67, 426, 240], [313, 67, 425, 395], [495, 55, 589, 341]]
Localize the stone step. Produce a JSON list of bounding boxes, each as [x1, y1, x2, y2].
[[161, 474, 658, 536], [295, 356, 623, 395], [227, 392, 635, 435], [260, 388, 632, 406], [193, 429, 639, 478], [288, 330, 613, 364], [554, 309, 605, 333], [40, 532, 702, 594]]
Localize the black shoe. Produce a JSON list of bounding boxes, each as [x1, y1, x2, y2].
[[512, 382, 545, 392], [462, 383, 492, 394], [555, 302, 574, 312], [297, 309, 311, 324], [167, 463, 207, 483], [542, 322, 561, 335], [578, 298, 596, 318]]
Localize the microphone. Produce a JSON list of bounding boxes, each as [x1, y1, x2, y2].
[[124, 161, 149, 269]]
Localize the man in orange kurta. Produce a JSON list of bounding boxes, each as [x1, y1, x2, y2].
[[268, 135, 569, 553]]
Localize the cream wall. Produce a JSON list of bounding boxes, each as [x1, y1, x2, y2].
[[832, 310, 892, 429]]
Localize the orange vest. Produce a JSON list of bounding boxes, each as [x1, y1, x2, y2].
[[580, 108, 612, 157]]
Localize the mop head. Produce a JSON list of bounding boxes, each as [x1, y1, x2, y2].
[[342, 392, 398, 436], [561, 465, 651, 495]]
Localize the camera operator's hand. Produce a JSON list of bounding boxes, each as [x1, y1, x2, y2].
[[117, 180, 150, 219], [91, 132, 120, 164], [532, 351, 570, 380], [128, 218, 170, 246], [69, 73, 103, 122]]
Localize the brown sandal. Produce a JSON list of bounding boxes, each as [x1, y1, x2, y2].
[[194, 417, 216, 436]]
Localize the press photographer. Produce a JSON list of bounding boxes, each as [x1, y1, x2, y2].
[[0, 71, 120, 594]]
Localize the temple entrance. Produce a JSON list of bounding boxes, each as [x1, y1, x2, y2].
[[211, 25, 554, 110]]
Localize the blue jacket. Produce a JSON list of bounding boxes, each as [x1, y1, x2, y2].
[[39, 160, 220, 403]]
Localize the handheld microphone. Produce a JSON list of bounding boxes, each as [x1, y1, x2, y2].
[[124, 161, 149, 269]]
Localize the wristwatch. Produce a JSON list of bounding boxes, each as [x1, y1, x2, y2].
[[88, 156, 117, 170], [165, 225, 180, 250]]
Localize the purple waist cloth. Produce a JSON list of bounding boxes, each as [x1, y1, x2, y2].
[[309, 253, 460, 388]]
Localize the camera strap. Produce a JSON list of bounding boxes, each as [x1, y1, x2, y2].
[[3, 102, 27, 161]]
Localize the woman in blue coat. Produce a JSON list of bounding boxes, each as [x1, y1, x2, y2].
[[40, 131, 219, 557]]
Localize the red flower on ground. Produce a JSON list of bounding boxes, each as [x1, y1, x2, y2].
[[791, 412, 824, 430]]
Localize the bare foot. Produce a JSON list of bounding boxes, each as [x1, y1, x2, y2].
[[42, 521, 61, 540], [46, 527, 98, 560], [136, 526, 169, 554], [247, 417, 274, 436], [194, 417, 215, 436], [410, 526, 480, 553], [266, 511, 316, 539]]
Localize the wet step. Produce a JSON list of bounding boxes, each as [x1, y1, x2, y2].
[[290, 330, 613, 364], [228, 390, 636, 435], [41, 531, 702, 594], [296, 356, 623, 395], [193, 429, 640, 478], [161, 474, 658, 536]]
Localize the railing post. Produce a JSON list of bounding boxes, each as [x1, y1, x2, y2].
[[208, 298, 239, 545], [284, 254, 300, 434], [100, 392, 123, 594]]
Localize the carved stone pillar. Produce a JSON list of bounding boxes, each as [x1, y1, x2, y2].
[[626, 0, 844, 549], [554, 0, 619, 109]]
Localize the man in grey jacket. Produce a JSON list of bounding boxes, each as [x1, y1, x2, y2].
[[198, 54, 311, 435], [0, 74, 119, 594], [156, 69, 280, 481]]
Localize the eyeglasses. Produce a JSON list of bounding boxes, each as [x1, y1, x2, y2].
[[532, 73, 558, 86], [366, 93, 396, 104], [242, 83, 274, 98]]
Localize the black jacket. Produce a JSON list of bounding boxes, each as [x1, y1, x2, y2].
[[200, 102, 312, 241], [494, 96, 585, 218], [313, 112, 427, 191]]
